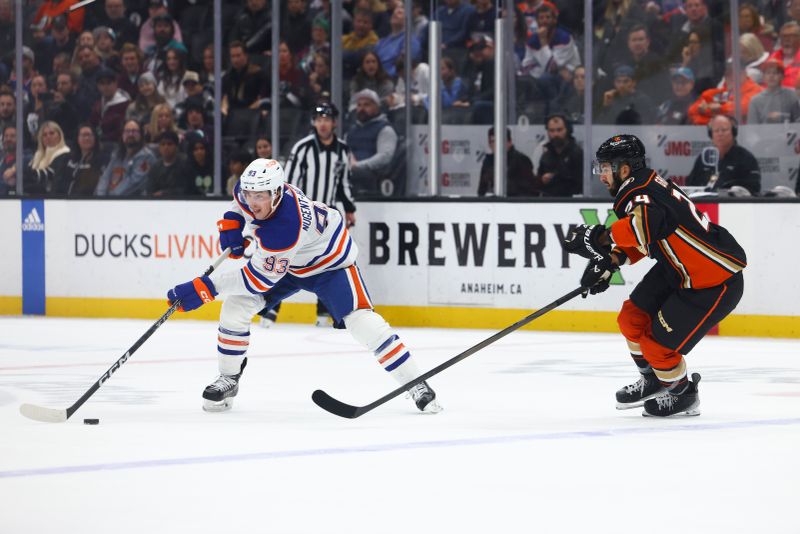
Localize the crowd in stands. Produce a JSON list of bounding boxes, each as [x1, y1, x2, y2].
[[1, 0, 800, 198]]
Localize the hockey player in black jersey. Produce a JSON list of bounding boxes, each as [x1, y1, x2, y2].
[[563, 134, 746, 417]]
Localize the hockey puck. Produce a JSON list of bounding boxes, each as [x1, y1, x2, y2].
[[83, 418, 99, 425]]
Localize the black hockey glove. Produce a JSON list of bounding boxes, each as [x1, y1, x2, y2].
[[580, 256, 618, 298], [563, 224, 612, 262]]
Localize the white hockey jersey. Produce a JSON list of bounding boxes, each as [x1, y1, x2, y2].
[[210, 183, 358, 296]]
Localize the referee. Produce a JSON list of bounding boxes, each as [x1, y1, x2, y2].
[[258, 100, 356, 328]]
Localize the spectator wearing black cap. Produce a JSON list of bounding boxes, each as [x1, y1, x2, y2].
[[657, 67, 697, 125], [462, 35, 495, 123], [90, 67, 131, 146], [598, 64, 655, 124], [147, 130, 189, 197], [139, 0, 183, 54]]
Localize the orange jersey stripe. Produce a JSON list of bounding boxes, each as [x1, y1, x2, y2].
[[218, 335, 249, 346], [292, 226, 349, 275], [676, 284, 728, 352], [379, 343, 406, 364], [677, 225, 747, 268], [657, 239, 688, 288], [348, 265, 371, 309], [243, 265, 270, 291], [665, 234, 734, 288]]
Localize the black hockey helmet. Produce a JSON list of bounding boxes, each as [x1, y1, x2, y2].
[[312, 100, 339, 119], [595, 134, 646, 173]]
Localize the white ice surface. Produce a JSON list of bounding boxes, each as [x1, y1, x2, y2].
[[1, 316, 799, 533]]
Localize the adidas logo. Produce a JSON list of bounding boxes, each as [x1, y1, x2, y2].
[[22, 207, 44, 232]]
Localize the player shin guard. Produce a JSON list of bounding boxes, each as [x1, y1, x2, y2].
[[627, 340, 652, 374], [344, 309, 442, 413], [652, 357, 689, 394], [203, 326, 250, 412]]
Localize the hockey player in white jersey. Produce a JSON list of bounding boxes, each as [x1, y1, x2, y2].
[[167, 158, 442, 414]]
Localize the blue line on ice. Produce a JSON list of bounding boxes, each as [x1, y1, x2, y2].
[[3, 417, 799, 479]]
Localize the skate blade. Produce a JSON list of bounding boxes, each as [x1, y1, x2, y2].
[[641, 406, 701, 417], [616, 391, 665, 410], [616, 401, 645, 410], [419, 399, 443, 414], [203, 398, 234, 412]]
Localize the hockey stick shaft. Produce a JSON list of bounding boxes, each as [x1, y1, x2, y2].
[[312, 286, 585, 419], [19, 248, 231, 423]]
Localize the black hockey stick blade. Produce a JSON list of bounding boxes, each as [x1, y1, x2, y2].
[[19, 248, 231, 423], [312, 286, 585, 419]]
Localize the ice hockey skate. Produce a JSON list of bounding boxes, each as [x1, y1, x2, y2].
[[259, 309, 277, 329], [643, 373, 701, 417], [315, 314, 332, 327], [615, 372, 665, 409], [407, 381, 443, 413], [202, 358, 247, 412]]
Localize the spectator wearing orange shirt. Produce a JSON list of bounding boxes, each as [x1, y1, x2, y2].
[[32, 0, 84, 34], [768, 22, 800, 89], [687, 61, 763, 125]]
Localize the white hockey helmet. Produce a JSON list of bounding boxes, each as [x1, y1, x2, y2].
[[240, 158, 285, 209]]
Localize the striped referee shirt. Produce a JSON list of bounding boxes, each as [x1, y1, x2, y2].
[[285, 133, 356, 213]]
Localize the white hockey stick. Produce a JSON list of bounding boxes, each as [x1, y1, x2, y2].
[[20, 248, 231, 423], [69, 0, 98, 12]]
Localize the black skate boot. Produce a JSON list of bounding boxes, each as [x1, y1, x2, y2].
[[643, 373, 701, 417], [616, 372, 665, 409], [202, 358, 247, 412], [407, 381, 443, 413]]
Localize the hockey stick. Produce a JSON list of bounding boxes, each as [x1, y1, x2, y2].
[[312, 286, 585, 419], [19, 248, 232, 423], [69, 0, 98, 12]]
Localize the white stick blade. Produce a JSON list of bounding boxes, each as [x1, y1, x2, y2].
[[19, 403, 68, 423]]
